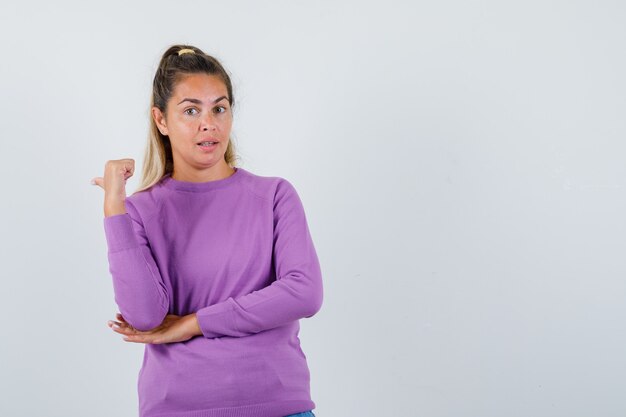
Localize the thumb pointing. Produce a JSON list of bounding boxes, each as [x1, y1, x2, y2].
[[91, 177, 104, 189]]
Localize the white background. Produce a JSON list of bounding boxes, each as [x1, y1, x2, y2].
[[1, 1, 625, 416]]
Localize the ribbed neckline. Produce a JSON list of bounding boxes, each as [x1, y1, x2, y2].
[[160, 167, 245, 192]]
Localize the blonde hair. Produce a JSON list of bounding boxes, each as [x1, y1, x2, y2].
[[133, 44, 240, 194]]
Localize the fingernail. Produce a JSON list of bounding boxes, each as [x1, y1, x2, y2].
[[90, 179, 96, 185]]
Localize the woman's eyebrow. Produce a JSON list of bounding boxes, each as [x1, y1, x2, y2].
[[177, 96, 229, 105]]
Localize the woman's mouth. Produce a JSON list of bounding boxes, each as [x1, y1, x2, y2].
[[197, 141, 218, 151]]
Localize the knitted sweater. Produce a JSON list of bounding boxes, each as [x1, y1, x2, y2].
[[102, 167, 323, 417]]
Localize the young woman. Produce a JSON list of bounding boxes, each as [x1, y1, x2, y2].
[[91, 44, 322, 417]]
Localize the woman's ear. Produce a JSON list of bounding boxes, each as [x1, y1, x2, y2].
[[152, 107, 169, 136]]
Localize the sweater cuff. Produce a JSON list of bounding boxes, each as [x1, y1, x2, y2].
[[103, 213, 140, 252], [196, 297, 238, 338]]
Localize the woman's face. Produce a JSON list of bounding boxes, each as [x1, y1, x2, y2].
[[152, 73, 233, 173]]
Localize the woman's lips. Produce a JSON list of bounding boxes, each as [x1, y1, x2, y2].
[[197, 142, 218, 151]]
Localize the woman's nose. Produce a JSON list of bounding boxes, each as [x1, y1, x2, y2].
[[200, 112, 217, 131]]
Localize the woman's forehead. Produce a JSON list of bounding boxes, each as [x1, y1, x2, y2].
[[172, 73, 228, 99]]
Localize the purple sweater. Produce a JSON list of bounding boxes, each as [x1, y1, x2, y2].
[[102, 167, 323, 417]]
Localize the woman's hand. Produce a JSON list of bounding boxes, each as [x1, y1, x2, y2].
[[91, 159, 135, 216], [107, 312, 201, 344]]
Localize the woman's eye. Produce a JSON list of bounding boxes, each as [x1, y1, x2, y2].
[[184, 108, 199, 115], [214, 106, 227, 114]]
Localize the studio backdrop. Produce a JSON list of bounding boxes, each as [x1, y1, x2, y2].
[[0, 1, 624, 416]]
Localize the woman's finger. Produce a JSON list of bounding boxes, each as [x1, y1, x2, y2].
[[112, 315, 134, 330], [108, 322, 126, 333], [108, 320, 136, 335], [91, 177, 104, 189], [124, 334, 154, 344]]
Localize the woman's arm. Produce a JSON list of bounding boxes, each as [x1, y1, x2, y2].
[[103, 198, 170, 332], [194, 179, 324, 339], [104, 197, 126, 217]]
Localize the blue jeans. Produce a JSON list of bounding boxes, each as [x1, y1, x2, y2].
[[284, 411, 316, 417]]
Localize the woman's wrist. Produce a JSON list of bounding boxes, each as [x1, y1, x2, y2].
[[104, 198, 127, 217], [187, 313, 203, 337]]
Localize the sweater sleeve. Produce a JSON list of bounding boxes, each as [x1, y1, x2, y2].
[[103, 199, 170, 332], [195, 179, 324, 338]]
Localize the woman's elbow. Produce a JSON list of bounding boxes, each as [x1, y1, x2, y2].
[[303, 276, 323, 318], [119, 306, 168, 332]]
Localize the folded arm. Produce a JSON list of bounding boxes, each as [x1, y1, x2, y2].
[[195, 180, 324, 338]]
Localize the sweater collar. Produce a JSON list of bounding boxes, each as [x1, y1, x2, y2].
[[161, 167, 244, 192]]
